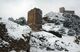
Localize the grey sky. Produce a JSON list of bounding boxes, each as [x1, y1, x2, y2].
[[0, 0, 80, 19], [35, 0, 80, 15], [0, 0, 36, 19]]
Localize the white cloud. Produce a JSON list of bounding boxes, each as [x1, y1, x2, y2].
[[0, 0, 80, 19], [0, 0, 36, 19], [35, 0, 80, 16]]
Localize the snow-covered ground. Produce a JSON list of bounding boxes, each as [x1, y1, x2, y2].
[[0, 11, 80, 52], [30, 31, 80, 52], [30, 12, 80, 52], [44, 12, 65, 21], [0, 17, 31, 40]]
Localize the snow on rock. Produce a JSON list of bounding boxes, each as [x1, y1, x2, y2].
[[44, 12, 65, 21], [42, 23, 69, 36], [42, 23, 63, 31], [43, 12, 69, 36], [10, 50, 16, 52], [0, 17, 31, 40], [30, 12, 80, 52], [43, 12, 78, 36], [30, 31, 80, 52], [0, 38, 9, 47], [0, 11, 80, 52], [44, 11, 80, 35], [10, 50, 26, 52], [0, 17, 31, 52]]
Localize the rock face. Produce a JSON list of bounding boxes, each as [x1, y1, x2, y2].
[[0, 22, 7, 38], [43, 12, 80, 35], [27, 8, 42, 31], [0, 22, 30, 52]]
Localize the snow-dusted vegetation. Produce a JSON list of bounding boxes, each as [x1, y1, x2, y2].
[[0, 12, 80, 52], [30, 12, 80, 52]]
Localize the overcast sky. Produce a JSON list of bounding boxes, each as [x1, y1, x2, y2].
[[0, 0, 80, 19]]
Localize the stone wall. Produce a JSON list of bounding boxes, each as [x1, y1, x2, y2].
[[27, 8, 42, 31], [59, 7, 75, 15]]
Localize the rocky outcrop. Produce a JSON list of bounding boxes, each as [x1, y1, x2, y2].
[[0, 22, 30, 52], [0, 22, 7, 38]]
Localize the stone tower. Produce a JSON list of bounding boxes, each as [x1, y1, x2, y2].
[[59, 7, 65, 13], [27, 8, 42, 31]]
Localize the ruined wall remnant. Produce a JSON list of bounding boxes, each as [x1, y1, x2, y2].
[[59, 7, 65, 13], [27, 8, 42, 31], [59, 7, 75, 15]]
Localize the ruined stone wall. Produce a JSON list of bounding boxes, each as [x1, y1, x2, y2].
[[59, 7, 75, 15], [27, 8, 42, 31], [64, 11, 75, 15]]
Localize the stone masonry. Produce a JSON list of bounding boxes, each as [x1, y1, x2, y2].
[[59, 7, 75, 15], [27, 8, 42, 31]]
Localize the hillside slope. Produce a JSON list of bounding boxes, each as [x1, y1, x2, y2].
[[30, 12, 80, 52], [0, 12, 80, 52], [0, 17, 31, 52]]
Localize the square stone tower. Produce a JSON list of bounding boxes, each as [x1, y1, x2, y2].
[[27, 8, 42, 31], [59, 7, 65, 13]]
